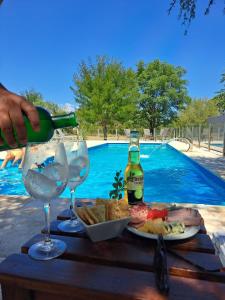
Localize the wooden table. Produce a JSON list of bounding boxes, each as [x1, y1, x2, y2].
[[0, 205, 225, 300]]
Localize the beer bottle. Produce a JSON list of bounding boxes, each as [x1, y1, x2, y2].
[[0, 107, 78, 151], [124, 130, 144, 205]]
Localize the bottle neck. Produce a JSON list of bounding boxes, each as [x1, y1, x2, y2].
[[128, 150, 140, 165], [52, 112, 78, 129], [130, 130, 139, 147]]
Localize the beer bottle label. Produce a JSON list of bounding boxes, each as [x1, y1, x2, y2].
[[127, 174, 144, 204]]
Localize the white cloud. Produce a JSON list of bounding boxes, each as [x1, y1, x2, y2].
[[61, 102, 76, 112]]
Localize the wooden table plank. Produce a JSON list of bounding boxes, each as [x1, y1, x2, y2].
[[48, 221, 215, 254], [122, 231, 216, 254], [21, 234, 225, 283], [57, 209, 72, 220], [47, 220, 86, 238], [1, 254, 225, 300]]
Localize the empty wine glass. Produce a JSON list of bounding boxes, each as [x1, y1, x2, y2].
[[58, 139, 89, 232], [22, 141, 68, 260]]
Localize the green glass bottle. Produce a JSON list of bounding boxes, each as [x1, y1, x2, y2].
[[124, 130, 144, 205], [0, 106, 78, 151]]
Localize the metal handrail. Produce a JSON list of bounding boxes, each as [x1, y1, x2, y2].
[[165, 137, 193, 152]]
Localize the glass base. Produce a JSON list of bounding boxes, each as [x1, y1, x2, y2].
[[28, 239, 66, 260], [58, 219, 84, 233]]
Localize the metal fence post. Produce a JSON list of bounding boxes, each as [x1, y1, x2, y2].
[[208, 125, 212, 151], [198, 125, 201, 148], [179, 127, 180, 137], [153, 128, 156, 141], [218, 127, 220, 141], [223, 124, 225, 157], [191, 126, 194, 141]]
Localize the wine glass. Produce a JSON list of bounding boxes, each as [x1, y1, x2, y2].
[[22, 141, 68, 260], [58, 139, 89, 232]]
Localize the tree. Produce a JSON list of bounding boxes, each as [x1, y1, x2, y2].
[[168, 0, 225, 34], [71, 56, 138, 140], [214, 72, 225, 112], [136, 60, 190, 133], [22, 89, 65, 114], [174, 98, 219, 127]]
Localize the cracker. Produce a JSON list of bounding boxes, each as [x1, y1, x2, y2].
[[85, 206, 99, 224], [109, 200, 124, 220], [118, 199, 129, 218], [107, 199, 129, 220], [91, 205, 106, 222], [81, 206, 95, 225], [76, 207, 89, 224], [95, 198, 108, 220]]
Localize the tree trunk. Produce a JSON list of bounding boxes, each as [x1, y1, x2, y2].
[[148, 121, 154, 135], [103, 125, 107, 140], [149, 127, 154, 135]]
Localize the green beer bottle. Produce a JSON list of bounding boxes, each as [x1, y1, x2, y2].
[[124, 130, 144, 205], [0, 106, 78, 151]]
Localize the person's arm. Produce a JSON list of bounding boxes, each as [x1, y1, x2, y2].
[[0, 83, 40, 147], [0, 151, 14, 169]]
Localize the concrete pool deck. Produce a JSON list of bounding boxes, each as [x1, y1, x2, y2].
[[1, 140, 225, 278]]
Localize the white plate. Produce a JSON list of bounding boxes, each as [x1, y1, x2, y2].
[[126, 225, 200, 241]]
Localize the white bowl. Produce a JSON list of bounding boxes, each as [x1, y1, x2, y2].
[[78, 217, 131, 242]]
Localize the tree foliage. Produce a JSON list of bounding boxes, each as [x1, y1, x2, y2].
[[214, 73, 225, 112], [22, 89, 65, 114], [136, 60, 190, 133], [168, 0, 225, 34], [174, 98, 219, 126], [71, 56, 138, 140]]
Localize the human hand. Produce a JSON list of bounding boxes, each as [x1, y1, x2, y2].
[[0, 85, 40, 147]]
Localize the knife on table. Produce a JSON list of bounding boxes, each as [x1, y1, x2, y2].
[[154, 234, 170, 294]]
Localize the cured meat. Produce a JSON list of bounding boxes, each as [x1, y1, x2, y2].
[[129, 204, 168, 227], [167, 208, 202, 226], [129, 203, 149, 224], [129, 205, 202, 228]]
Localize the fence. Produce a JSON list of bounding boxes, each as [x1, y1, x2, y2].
[[69, 124, 225, 156], [175, 125, 225, 156]]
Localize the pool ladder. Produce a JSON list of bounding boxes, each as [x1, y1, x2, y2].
[[163, 137, 193, 152]]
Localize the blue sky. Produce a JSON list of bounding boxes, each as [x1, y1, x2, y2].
[[0, 0, 224, 109]]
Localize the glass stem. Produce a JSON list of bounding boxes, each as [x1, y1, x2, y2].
[[43, 202, 51, 244], [70, 189, 76, 221]]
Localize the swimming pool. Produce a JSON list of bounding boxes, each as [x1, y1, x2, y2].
[[1, 143, 225, 205], [211, 143, 223, 148]]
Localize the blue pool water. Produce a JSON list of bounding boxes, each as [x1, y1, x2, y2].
[[1, 143, 225, 205], [211, 143, 223, 148]]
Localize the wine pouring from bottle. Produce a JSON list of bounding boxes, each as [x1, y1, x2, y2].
[[0, 107, 78, 151]]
